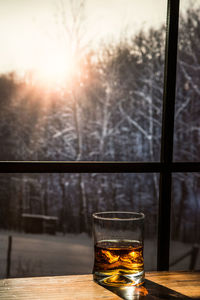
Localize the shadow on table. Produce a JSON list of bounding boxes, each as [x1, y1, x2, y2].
[[97, 279, 194, 300]]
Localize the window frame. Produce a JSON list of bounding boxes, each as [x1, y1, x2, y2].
[[0, 0, 200, 271]]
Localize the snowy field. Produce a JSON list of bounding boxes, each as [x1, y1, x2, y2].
[[0, 230, 199, 279]]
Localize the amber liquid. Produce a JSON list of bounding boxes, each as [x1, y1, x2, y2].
[[93, 240, 144, 286]]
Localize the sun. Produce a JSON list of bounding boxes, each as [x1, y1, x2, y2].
[[17, 27, 80, 89], [35, 47, 74, 87]]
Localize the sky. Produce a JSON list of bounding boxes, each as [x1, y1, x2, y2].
[[0, 0, 167, 82]]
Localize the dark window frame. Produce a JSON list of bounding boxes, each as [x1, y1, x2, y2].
[[0, 0, 200, 271]]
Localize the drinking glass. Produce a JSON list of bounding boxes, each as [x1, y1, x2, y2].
[[92, 211, 145, 287]]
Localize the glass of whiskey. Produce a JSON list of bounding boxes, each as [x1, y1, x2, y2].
[[92, 211, 145, 287]]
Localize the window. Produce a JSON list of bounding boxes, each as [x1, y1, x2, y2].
[[170, 173, 200, 270], [0, 0, 200, 278]]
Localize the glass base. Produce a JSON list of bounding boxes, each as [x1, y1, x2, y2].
[[93, 270, 145, 287]]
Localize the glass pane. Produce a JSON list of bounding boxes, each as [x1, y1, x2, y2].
[[170, 173, 200, 271], [174, 1, 200, 161], [0, 0, 167, 161], [0, 173, 158, 278]]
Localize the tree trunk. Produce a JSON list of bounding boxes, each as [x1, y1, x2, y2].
[[78, 173, 88, 233], [59, 173, 67, 235], [175, 180, 187, 240]]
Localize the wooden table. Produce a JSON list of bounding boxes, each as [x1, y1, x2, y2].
[[0, 272, 199, 299]]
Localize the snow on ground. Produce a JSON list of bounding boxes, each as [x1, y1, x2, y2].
[[0, 230, 93, 278], [0, 230, 199, 279]]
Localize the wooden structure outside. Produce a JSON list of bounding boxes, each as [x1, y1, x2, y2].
[[0, 272, 200, 299], [22, 213, 58, 235]]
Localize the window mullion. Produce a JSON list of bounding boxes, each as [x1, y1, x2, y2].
[[157, 0, 180, 271]]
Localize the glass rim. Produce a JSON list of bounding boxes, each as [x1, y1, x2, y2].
[[92, 211, 145, 221]]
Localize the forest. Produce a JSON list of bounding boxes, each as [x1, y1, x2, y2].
[[0, 4, 199, 244]]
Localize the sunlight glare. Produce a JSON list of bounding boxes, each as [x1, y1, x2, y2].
[[36, 48, 74, 87]]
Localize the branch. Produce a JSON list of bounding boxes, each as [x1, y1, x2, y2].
[[179, 60, 200, 71], [119, 102, 150, 140], [175, 95, 191, 119], [180, 64, 200, 96]]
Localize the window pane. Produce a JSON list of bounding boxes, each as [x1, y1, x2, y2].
[[170, 173, 200, 271], [0, 173, 158, 278], [174, 1, 200, 161], [0, 0, 166, 161]]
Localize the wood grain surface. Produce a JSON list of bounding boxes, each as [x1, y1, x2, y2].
[[0, 272, 199, 299], [146, 271, 200, 299]]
